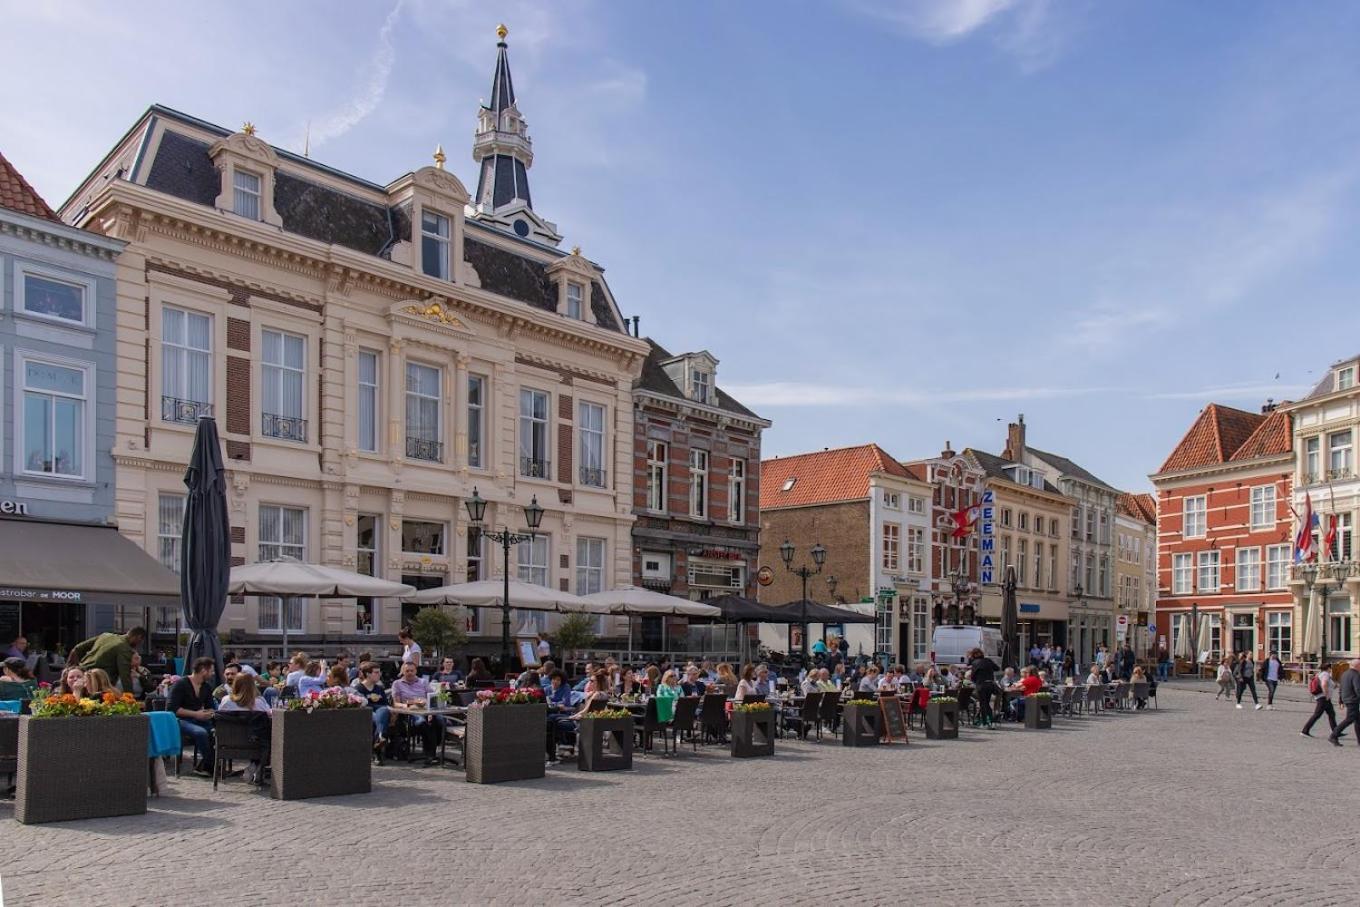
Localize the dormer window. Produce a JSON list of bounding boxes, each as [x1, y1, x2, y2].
[[566, 281, 584, 319], [233, 169, 262, 220], [782, 477, 797, 492], [691, 369, 711, 404], [1013, 466, 1030, 486], [1339, 366, 1356, 392], [421, 210, 451, 280]]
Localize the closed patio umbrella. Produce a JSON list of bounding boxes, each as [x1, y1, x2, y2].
[[1001, 565, 1019, 672], [229, 558, 414, 656], [1301, 587, 1322, 657], [1195, 612, 1213, 662], [1175, 614, 1194, 662], [181, 417, 230, 683]]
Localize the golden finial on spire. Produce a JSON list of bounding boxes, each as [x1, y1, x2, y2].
[[571, 245, 582, 256], [242, 122, 257, 136], [496, 23, 508, 41], [433, 144, 446, 169]]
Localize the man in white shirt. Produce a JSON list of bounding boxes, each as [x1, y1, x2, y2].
[[398, 628, 422, 670]]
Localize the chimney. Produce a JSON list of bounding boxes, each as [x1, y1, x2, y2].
[[631, 315, 641, 337], [941, 439, 954, 458], [1261, 398, 1276, 414], [1004, 414, 1026, 461]]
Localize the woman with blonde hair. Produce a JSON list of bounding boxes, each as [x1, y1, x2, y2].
[[84, 668, 115, 698], [216, 672, 272, 784], [715, 662, 738, 696]]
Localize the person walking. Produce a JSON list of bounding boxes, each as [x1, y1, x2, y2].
[[1302, 662, 1337, 738], [1061, 648, 1075, 683], [1260, 650, 1284, 710], [1214, 658, 1234, 701], [1328, 658, 1360, 747], [1234, 652, 1262, 710]]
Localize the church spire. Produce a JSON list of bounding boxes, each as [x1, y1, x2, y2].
[[472, 24, 561, 245]]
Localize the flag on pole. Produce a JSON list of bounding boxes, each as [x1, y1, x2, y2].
[[1294, 492, 1318, 563], [1323, 513, 1338, 561]]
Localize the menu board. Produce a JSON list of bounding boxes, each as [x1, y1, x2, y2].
[[879, 696, 907, 743], [0, 603, 18, 645]]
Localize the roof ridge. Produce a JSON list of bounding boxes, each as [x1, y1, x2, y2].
[[0, 150, 59, 222], [762, 442, 886, 464]]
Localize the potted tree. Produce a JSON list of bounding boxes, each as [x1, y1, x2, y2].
[[577, 707, 633, 771], [408, 605, 468, 665], [551, 613, 597, 677], [842, 700, 881, 747], [272, 687, 372, 800], [925, 695, 959, 740], [1024, 693, 1053, 730], [731, 701, 775, 757], [16, 689, 147, 824], [465, 686, 547, 783]]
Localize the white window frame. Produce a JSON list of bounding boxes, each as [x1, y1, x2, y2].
[[260, 328, 307, 439], [1248, 486, 1274, 531], [1018, 538, 1028, 586], [517, 535, 550, 587], [907, 496, 925, 514], [467, 374, 486, 469], [161, 305, 213, 423], [1267, 611, 1292, 657], [882, 522, 900, 572], [578, 401, 605, 487], [1339, 366, 1356, 391], [729, 459, 746, 523], [1328, 430, 1353, 476], [690, 369, 711, 404], [518, 388, 551, 479], [566, 281, 584, 320], [15, 351, 93, 481], [1172, 553, 1192, 594], [357, 349, 379, 453], [575, 537, 606, 595], [232, 168, 262, 220], [883, 491, 900, 509], [258, 504, 306, 633], [646, 440, 667, 513], [157, 493, 186, 573], [1235, 546, 1261, 592], [1183, 495, 1206, 538], [1049, 544, 1058, 591], [1196, 550, 1220, 593], [1305, 436, 1321, 482], [15, 261, 95, 329], [404, 361, 443, 462], [907, 526, 925, 575], [689, 449, 709, 518], [421, 209, 451, 280]]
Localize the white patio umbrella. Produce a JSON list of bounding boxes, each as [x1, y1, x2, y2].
[[408, 579, 612, 613], [1301, 586, 1322, 658], [1174, 614, 1193, 662], [229, 557, 414, 656], [579, 586, 722, 659], [1195, 613, 1213, 663]]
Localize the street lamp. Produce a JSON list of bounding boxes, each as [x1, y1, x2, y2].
[[780, 539, 826, 659], [464, 486, 544, 673]]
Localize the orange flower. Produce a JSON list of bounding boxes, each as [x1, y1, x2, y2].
[[102, 692, 116, 704]]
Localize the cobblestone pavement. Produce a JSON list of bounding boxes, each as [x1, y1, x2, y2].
[[2, 685, 1355, 906]]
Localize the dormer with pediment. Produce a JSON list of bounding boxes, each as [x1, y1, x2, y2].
[[208, 127, 283, 227], [660, 350, 719, 407], [385, 164, 470, 283], [544, 247, 601, 326]]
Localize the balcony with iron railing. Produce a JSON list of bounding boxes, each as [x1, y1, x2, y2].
[[405, 436, 443, 463], [162, 396, 212, 424], [519, 456, 551, 479], [262, 412, 307, 443], [579, 465, 606, 488]]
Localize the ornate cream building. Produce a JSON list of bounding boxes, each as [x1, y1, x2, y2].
[[59, 31, 647, 656]]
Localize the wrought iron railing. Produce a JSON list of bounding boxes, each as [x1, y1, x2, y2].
[[519, 456, 551, 479], [262, 412, 307, 443], [162, 395, 212, 424], [579, 465, 606, 487], [406, 436, 443, 462]]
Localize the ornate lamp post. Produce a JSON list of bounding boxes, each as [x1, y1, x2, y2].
[[779, 539, 826, 659], [1300, 561, 1339, 668], [464, 486, 544, 672]]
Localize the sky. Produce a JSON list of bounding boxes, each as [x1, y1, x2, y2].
[[5, 0, 1360, 492]]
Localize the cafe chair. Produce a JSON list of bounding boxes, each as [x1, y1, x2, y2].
[[634, 696, 669, 756], [1084, 684, 1103, 715], [1057, 685, 1077, 717], [817, 690, 840, 739], [211, 712, 269, 791], [783, 691, 822, 740], [955, 685, 975, 725], [700, 693, 729, 745], [0, 715, 18, 797], [666, 696, 701, 754]]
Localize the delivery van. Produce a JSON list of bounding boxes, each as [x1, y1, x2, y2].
[[931, 625, 1004, 666]]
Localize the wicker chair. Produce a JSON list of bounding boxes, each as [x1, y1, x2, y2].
[[1057, 685, 1076, 717], [1084, 684, 1103, 714], [0, 715, 17, 793], [700, 693, 729, 744], [818, 691, 841, 739], [783, 692, 822, 740], [634, 696, 668, 755], [1131, 681, 1150, 709], [666, 696, 701, 753], [211, 711, 270, 790]]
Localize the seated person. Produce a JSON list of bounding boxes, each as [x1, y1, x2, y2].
[[753, 665, 775, 697], [800, 671, 820, 696], [516, 668, 541, 690], [283, 653, 309, 690], [213, 662, 242, 701], [0, 657, 37, 701], [654, 669, 683, 720], [465, 657, 493, 688], [857, 665, 881, 693], [326, 663, 350, 688], [681, 665, 709, 697], [733, 665, 760, 702], [84, 667, 116, 699], [129, 651, 153, 700], [433, 657, 463, 685], [58, 665, 88, 697], [1085, 665, 1103, 686], [296, 661, 326, 697], [1009, 667, 1043, 720], [169, 657, 217, 776], [352, 661, 391, 750], [1130, 666, 1150, 708], [572, 662, 597, 693], [537, 660, 557, 689], [216, 672, 272, 784], [816, 668, 838, 693], [390, 661, 444, 766]]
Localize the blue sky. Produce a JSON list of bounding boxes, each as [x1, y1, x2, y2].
[[5, 0, 1360, 491]]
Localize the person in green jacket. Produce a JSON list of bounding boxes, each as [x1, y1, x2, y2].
[[68, 627, 146, 694], [654, 669, 683, 723]]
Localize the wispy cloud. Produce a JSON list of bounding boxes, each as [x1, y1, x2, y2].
[[723, 381, 1108, 408], [1068, 305, 1174, 347], [301, 0, 404, 151], [1145, 382, 1311, 402], [848, 0, 1069, 71]]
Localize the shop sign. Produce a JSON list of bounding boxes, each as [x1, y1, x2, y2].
[[1019, 603, 1039, 614], [687, 546, 744, 560], [979, 488, 996, 584], [756, 566, 774, 586], [0, 500, 30, 516], [0, 587, 81, 602]]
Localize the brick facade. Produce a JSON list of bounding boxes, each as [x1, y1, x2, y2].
[[760, 501, 870, 606]]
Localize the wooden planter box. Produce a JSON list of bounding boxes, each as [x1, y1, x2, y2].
[[578, 715, 633, 771], [271, 708, 372, 800], [16, 714, 148, 825], [466, 703, 547, 784], [925, 700, 959, 740], [842, 702, 881, 748], [731, 709, 775, 758], [1024, 696, 1053, 730]]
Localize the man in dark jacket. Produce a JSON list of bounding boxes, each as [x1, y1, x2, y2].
[[1328, 659, 1360, 746], [1119, 644, 1136, 681], [69, 627, 145, 693]]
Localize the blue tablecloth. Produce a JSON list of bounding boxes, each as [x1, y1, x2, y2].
[[147, 711, 181, 758], [0, 700, 21, 714]]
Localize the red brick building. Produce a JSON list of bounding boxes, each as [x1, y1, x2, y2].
[[631, 340, 769, 647], [905, 445, 986, 626], [1151, 403, 1294, 663]]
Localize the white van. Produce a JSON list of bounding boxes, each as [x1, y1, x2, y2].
[[931, 625, 1004, 666]]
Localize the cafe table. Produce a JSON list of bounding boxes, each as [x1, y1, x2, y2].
[[388, 703, 466, 766]]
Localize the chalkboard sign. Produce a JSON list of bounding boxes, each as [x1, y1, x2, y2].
[[879, 695, 908, 743], [0, 603, 18, 645]]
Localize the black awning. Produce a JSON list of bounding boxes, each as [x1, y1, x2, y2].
[[0, 519, 181, 607]]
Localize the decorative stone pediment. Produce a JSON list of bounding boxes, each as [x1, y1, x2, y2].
[[413, 165, 470, 206], [208, 132, 279, 168], [207, 127, 283, 227]]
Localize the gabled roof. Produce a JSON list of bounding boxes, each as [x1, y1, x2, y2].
[[1228, 409, 1292, 462], [1156, 403, 1265, 474], [1027, 446, 1116, 492], [1116, 492, 1157, 525], [1300, 354, 1360, 401], [761, 444, 913, 510], [963, 448, 1062, 495], [0, 150, 58, 221], [636, 339, 760, 420]]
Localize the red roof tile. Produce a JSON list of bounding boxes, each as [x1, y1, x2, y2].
[[1116, 492, 1156, 525], [1228, 409, 1292, 462], [1156, 403, 1264, 474], [761, 444, 912, 509], [0, 151, 58, 222]]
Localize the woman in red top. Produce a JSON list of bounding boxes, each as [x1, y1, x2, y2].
[[1018, 668, 1043, 696]]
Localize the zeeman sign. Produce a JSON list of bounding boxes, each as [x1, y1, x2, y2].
[[979, 489, 996, 585]]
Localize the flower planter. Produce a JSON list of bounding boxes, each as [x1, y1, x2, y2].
[[578, 715, 633, 771], [15, 714, 148, 825], [730, 709, 775, 758], [1024, 696, 1052, 730], [925, 700, 959, 740], [466, 703, 547, 784], [270, 708, 372, 800], [841, 702, 881, 748]]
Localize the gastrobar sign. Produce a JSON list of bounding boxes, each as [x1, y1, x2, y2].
[[0, 587, 81, 602], [979, 488, 996, 585], [0, 500, 30, 516]]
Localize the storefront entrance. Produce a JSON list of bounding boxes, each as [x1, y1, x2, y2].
[[1231, 613, 1256, 657]]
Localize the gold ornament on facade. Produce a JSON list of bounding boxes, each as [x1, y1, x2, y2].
[[242, 122, 257, 136], [433, 144, 446, 169], [497, 23, 508, 40], [402, 300, 464, 327]]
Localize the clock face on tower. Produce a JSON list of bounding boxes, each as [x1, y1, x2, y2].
[[513, 219, 529, 237]]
